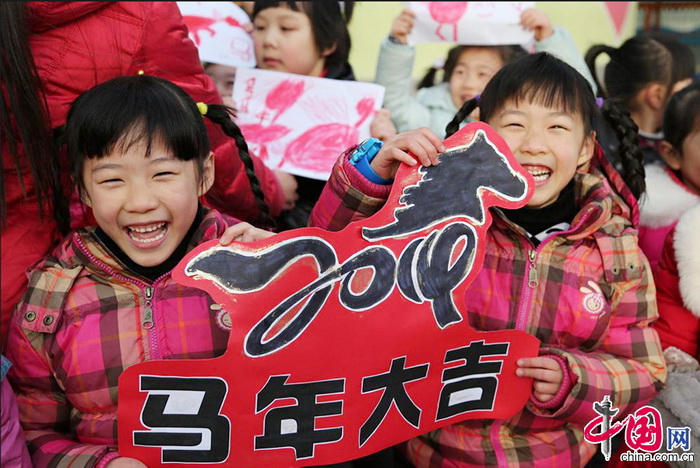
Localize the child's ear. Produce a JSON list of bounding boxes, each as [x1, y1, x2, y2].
[[77, 181, 93, 208], [659, 140, 682, 171], [645, 83, 668, 111], [321, 42, 337, 58], [576, 131, 596, 169], [198, 152, 215, 196]]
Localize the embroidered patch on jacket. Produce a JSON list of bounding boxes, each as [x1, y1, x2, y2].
[[211, 303, 232, 331], [580, 281, 605, 315]]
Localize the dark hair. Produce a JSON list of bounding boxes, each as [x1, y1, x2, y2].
[[585, 35, 672, 104], [646, 32, 696, 91], [663, 81, 700, 153], [446, 52, 645, 199], [0, 2, 69, 232], [417, 45, 527, 90], [252, 1, 354, 69], [63, 75, 274, 228]]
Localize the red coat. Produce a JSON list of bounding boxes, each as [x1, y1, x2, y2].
[[1, 2, 283, 347], [653, 205, 700, 359]]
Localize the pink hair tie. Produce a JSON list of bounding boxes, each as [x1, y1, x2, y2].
[[596, 97, 604, 108]]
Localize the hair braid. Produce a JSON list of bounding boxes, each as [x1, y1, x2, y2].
[[204, 105, 276, 229], [601, 99, 646, 199], [445, 98, 479, 138]]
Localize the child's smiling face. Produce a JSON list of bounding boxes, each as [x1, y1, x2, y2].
[[448, 47, 504, 109], [490, 99, 595, 209], [81, 137, 214, 267], [252, 6, 332, 77]]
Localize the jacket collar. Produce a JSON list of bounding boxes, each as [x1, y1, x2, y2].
[[673, 205, 700, 318], [640, 163, 700, 228], [494, 144, 636, 242], [72, 208, 228, 284]]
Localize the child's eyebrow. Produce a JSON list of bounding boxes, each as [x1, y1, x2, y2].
[[149, 157, 177, 164], [91, 163, 121, 173], [500, 109, 574, 119]]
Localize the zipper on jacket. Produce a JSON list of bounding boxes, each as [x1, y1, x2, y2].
[[527, 250, 538, 289], [74, 235, 167, 360], [516, 243, 537, 331], [514, 208, 596, 331], [142, 287, 154, 330]]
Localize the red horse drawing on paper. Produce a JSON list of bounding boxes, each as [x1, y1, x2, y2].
[[238, 79, 305, 165], [239, 78, 376, 174], [283, 97, 376, 172], [428, 2, 468, 42], [183, 14, 243, 45]]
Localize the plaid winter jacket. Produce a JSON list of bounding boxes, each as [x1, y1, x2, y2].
[[309, 148, 667, 467], [6, 208, 233, 468]]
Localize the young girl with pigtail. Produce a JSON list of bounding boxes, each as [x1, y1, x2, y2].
[[310, 52, 665, 467], [376, 7, 597, 139], [6, 75, 275, 468]]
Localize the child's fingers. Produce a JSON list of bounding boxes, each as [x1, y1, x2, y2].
[[417, 127, 447, 153], [533, 391, 554, 403], [518, 356, 562, 371], [388, 148, 418, 167], [219, 222, 253, 245], [407, 128, 446, 165], [515, 366, 561, 383], [403, 139, 437, 167], [516, 357, 563, 383], [401, 9, 416, 19], [533, 380, 559, 396], [410, 136, 441, 166]]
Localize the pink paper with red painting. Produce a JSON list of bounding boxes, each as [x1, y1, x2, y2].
[[118, 122, 541, 467], [233, 68, 385, 180], [408, 1, 535, 45]]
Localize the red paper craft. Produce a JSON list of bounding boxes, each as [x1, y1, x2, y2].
[[118, 122, 540, 467]]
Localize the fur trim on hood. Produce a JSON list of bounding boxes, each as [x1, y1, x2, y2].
[[675, 204, 700, 318], [640, 163, 700, 228]]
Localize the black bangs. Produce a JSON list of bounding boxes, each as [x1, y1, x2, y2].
[[252, 1, 300, 18], [64, 75, 209, 186], [480, 52, 598, 133]]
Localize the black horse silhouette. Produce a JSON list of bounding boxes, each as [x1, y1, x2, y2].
[[184, 127, 529, 356], [363, 130, 529, 240]]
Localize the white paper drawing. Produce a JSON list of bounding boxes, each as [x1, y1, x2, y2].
[[407, 2, 535, 46], [178, 2, 256, 68], [233, 69, 385, 180]]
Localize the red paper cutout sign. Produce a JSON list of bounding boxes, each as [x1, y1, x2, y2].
[[603, 2, 632, 37], [118, 123, 540, 467]]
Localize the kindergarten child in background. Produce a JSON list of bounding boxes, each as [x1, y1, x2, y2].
[[1, 355, 31, 468], [310, 52, 665, 467], [6, 75, 274, 468], [624, 83, 700, 468], [251, 0, 395, 231], [649, 83, 700, 353], [638, 82, 700, 268], [585, 33, 696, 167], [375, 7, 597, 138], [203, 62, 240, 108]]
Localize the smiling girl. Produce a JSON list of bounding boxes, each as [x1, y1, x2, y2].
[[310, 52, 665, 467], [6, 75, 273, 468]]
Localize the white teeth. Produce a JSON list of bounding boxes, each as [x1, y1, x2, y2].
[[128, 229, 166, 243], [527, 168, 551, 181], [129, 223, 165, 233]]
